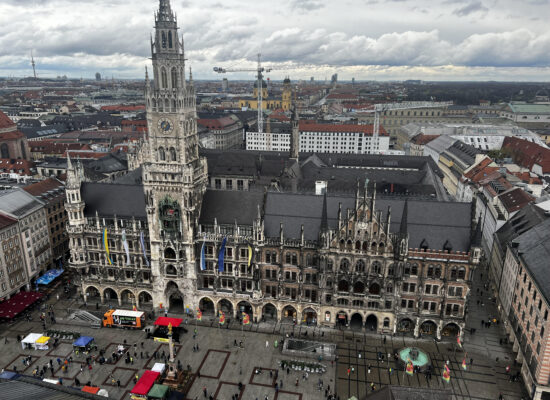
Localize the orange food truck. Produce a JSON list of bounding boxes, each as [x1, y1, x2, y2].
[[103, 309, 146, 329]]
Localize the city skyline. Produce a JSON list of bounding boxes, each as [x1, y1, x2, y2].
[[0, 0, 549, 81]]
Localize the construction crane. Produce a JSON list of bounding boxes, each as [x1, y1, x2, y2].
[[367, 101, 454, 138], [214, 53, 272, 133]]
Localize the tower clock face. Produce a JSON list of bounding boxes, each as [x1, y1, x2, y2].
[[157, 117, 174, 134]]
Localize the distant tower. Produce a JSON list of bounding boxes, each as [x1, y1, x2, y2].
[[282, 77, 292, 111], [222, 77, 229, 92], [290, 105, 299, 160], [95, 72, 102, 81], [30, 51, 37, 79]]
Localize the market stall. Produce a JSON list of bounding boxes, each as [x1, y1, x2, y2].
[[0, 291, 43, 320], [35, 335, 51, 350], [21, 333, 42, 350], [82, 386, 100, 395], [130, 370, 160, 399], [73, 336, 95, 351], [151, 363, 166, 374], [151, 317, 184, 343], [147, 384, 170, 400], [36, 269, 64, 286]]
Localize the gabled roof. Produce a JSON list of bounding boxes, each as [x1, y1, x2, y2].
[[498, 187, 534, 213], [23, 178, 64, 197], [0, 110, 16, 130], [81, 183, 146, 219]]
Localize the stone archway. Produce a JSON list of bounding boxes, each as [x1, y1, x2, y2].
[[336, 311, 348, 327], [103, 288, 118, 304], [262, 303, 278, 322], [85, 286, 100, 301], [282, 305, 297, 322], [169, 292, 184, 312], [442, 322, 460, 338], [302, 307, 317, 326], [199, 297, 215, 315], [350, 313, 363, 331], [120, 289, 135, 305], [365, 314, 378, 332], [218, 299, 234, 316], [138, 291, 153, 308], [420, 320, 437, 337], [237, 301, 253, 321], [397, 318, 415, 335]]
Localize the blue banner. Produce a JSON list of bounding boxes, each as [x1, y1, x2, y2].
[[200, 237, 206, 271], [218, 237, 227, 272]]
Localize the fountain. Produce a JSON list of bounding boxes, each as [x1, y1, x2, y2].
[[398, 347, 431, 372]]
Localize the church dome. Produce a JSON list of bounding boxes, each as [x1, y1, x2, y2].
[[253, 80, 268, 88]]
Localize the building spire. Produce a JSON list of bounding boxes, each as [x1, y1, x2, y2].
[[321, 191, 328, 232], [157, 0, 174, 22], [399, 198, 408, 236]]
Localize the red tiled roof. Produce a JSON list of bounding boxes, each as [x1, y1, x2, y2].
[[121, 120, 147, 126], [326, 93, 359, 100], [0, 130, 24, 140], [502, 137, 550, 174], [0, 213, 17, 230], [299, 121, 388, 136], [30, 141, 91, 154], [411, 134, 440, 146], [463, 157, 499, 182], [61, 151, 106, 159], [23, 177, 64, 197], [101, 105, 145, 112], [510, 171, 542, 185], [0, 158, 34, 175], [197, 116, 237, 130], [498, 187, 534, 213], [0, 110, 16, 129]]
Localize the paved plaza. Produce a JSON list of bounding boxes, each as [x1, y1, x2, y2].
[[0, 265, 528, 399]]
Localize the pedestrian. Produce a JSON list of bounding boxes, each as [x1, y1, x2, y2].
[[370, 382, 376, 391], [266, 340, 269, 348], [383, 336, 386, 344], [389, 367, 393, 375], [470, 358, 473, 365], [80, 365, 83, 373], [286, 367, 290, 375], [280, 379, 283, 388], [367, 365, 371, 374], [295, 378, 299, 386], [481, 320, 484, 327], [203, 387, 207, 397], [117, 379, 121, 388]]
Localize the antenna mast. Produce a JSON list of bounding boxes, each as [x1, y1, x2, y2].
[[31, 50, 37, 79]]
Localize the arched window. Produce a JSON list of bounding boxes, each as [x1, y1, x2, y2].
[[0, 143, 9, 159], [371, 261, 381, 275], [383, 317, 390, 328], [169, 147, 176, 161], [340, 258, 349, 272], [171, 67, 178, 89], [168, 31, 173, 48], [457, 268, 466, 280], [450, 267, 457, 279], [161, 31, 167, 48], [158, 147, 165, 161], [355, 260, 365, 273], [161, 67, 168, 88]]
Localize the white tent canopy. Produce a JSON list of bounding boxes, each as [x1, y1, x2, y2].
[[151, 363, 165, 373], [21, 333, 42, 349]]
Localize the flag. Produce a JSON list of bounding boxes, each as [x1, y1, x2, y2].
[[103, 228, 112, 265], [196, 309, 202, 321], [242, 312, 250, 325], [406, 359, 414, 375], [462, 358, 467, 371], [122, 229, 130, 265], [247, 244, 253, 267], [218, 237, 227, 272], [442, 364, 451, 383], [219, 311, 225, 325], [140, 231, 149, 266], [200, 236, 206, 271], [456, 335, 462, 348]]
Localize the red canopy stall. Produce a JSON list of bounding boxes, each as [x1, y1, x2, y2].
[[130, 370, 160, 398], [152, 317, 183, 343], [0, 291, 43, 320]]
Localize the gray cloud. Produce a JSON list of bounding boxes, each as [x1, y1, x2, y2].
[[0, 0, 548, 80], [452, 0, 488, 16]]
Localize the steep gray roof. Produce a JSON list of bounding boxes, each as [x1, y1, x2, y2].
[[81, 182, 146, 219], [513, 219, 550, 303], [0, 188, 44, 218], [495, 203, 548, 254], [199, 189, 264, 226], [263, 192, 472, 251]]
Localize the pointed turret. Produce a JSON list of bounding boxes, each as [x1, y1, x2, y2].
[[290, 104, 299, 160], [320, 191, 329, 232], [399, 198, 408, 236], [370, 181, 377, 222]]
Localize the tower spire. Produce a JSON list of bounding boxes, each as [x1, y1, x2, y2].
[[399, 199, 408, 236]]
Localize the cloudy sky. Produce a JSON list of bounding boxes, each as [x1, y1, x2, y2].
[[1, 0, 549, 81]]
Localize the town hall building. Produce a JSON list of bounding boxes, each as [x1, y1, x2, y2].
[[66, 0, 481, 341]]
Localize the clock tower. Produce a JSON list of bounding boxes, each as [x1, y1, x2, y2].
[[142, 0, 208, 310]]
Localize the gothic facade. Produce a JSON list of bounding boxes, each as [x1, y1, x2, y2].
[[66, 0, 481, 341]]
